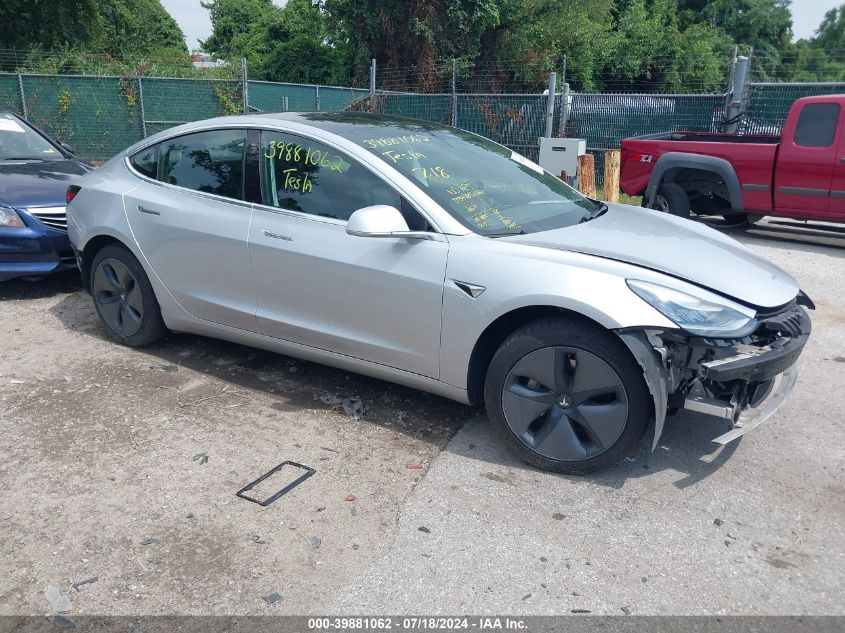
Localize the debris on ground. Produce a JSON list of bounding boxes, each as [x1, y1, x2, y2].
[[714, 518, 724, 526], [406, 463, 423, 470], [192, 452, 209, 465], [311, 536, 322, 549], [45, 585, 72, 612], [140, 537, 161, 545], [71, 577, 98, 591], [621, 605, 632, 615], [263, 592, 282, 605], [552, 512, 566, 520], [149, 364, 178, 373], [418, 526, 431, 534], [250, 534, 266, 544], [521, 593, 532, 601], [571, 609, 591, 614], [317, 393, 373, 420], [345, 494, 356, 502]]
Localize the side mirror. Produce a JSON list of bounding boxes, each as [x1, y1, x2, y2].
[[346, 205, 434, 240], [58, 141, 75, 156]]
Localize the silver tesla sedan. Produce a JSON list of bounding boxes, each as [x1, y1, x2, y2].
[[66, 113, 812, 473]]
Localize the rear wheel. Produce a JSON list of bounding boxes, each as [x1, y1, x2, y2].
[[90, 244, 167, 347], [649, 182, 691, 219], [484, 318, 650, 473]]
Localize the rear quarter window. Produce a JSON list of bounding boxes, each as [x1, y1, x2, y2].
[[130, 145, 158, 178], [794, 103, 840, 148]]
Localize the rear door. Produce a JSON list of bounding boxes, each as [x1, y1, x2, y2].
[[774, 101, 842, 218], [123, 128, 261, 331]]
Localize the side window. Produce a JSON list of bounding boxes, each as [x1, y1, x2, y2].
[[794, 103, 840, 148], [129, 144, 158, 179], [158, 129, 246, 199], [259, 131, 401, 221]]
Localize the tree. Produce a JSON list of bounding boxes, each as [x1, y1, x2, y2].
[[814, 5, 845, 63], [93, 0, 187, 57], [201, 0, 275, 59], [0, 0, 186, 65], [324, 0, 499, 81], [0, 0, 99, 52]]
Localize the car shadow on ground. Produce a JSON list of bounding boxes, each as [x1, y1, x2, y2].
[[45, 282, 474, 453], [0, 270, 82, 300], [720, 218, 845, 251], [3, 269, 745, 487], [443, 407, 740, 490]]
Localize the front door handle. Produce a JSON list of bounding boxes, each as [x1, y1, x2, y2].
[[839, 157, 845, 163], [137, 205, 160, 216], [263, 229, 292, 241]]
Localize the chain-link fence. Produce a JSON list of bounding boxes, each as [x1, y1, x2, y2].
[[3, 49, 845, 173]]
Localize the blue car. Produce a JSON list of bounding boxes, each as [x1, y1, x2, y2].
[[0, 111, 91, 282]]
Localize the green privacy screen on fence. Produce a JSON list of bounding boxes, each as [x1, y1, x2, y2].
[[1, 72, 844, 168]]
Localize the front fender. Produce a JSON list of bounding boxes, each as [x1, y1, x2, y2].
[[439, 235, 676, 390]]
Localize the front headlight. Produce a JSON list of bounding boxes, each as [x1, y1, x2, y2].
[[627, 279, 758, 337], [0, 206, 25, 227]]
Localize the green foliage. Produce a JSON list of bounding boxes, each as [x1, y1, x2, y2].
[[0, 0, 186, 65], [202, 0, 346, 84], [0, 0, 100, 52], [93, 0, 187, 57]]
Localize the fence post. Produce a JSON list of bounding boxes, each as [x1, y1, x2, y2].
[[282, 96, 289, 112], [603, 150, 620, 202], [451, 59, 458, 127], [369, 58, 377, 113], [17, 73, 27, 120], [561, 55, 567, 85], [557, 82, 570, 137], [725, 54, 750, 133], [315, 85, 320, 111], [544, 72, 556, 138], [577, 154, 596, 198], [137, 76, 147, 138], [241, 58, 249, 113]]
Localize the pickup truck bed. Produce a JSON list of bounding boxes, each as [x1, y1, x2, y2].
[[619, 95, 845, 224]]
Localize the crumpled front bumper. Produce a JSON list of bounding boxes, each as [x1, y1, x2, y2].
[[620, 304, 811, 448]]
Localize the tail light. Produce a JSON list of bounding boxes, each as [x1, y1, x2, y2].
[[66, 185, 80, 204]]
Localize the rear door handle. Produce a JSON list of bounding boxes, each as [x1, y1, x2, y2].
[[137, 205, 160, 216], [263, 229, 292, 241]]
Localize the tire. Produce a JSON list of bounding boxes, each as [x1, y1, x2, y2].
[[649, 182, 691, 219], [484, 317, 650, 474], [89, 243, 167, 347]]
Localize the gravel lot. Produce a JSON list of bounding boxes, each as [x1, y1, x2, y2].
[[1, 219, 843, 616]]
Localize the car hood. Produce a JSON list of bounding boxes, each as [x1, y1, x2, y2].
[[0, 159, 89, 208], [505, 203, 798, 309]]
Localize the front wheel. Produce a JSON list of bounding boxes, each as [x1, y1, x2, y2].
[[484, 318, 650, 473], [90, 244, 167, 347]]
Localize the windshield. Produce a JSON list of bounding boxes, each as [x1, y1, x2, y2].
[[350, 124, 600, 235], [0, 113, 63, 160]]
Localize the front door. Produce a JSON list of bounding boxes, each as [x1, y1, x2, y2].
[[248, 130, 448, 378], [124, 128, 260, 331]]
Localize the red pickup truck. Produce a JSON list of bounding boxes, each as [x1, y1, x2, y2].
[[619, 95, 845, 225]]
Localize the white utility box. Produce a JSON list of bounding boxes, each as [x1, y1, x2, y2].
[[538, 137, 586, 178]]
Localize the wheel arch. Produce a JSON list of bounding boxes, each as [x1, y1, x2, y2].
[[466, 305, 618, 406], [645, 152, 743, 213], [79, 233, 133, 293]]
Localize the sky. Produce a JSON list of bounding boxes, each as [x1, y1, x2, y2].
[[161, 0, 842, 52]]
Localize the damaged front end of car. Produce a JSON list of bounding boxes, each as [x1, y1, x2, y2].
[[618, 291, 813, 448]]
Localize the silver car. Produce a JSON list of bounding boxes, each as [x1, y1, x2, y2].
[[66, 113, 813, 473]]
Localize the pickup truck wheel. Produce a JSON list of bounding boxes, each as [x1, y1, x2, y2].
[[484, 318, 650, 474], [650, 182, 691, 219]]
